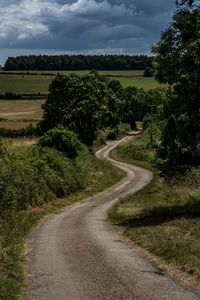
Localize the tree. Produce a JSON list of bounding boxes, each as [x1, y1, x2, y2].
[[152, 0, 200, 166], [3, 55, 153, 71], [119, 87, 148, 129], [89, 70, 108, 84], [108, 80, 122, 93], [38, 126, 86, 158], [39, 73, 120, 145], [144, 67, 153, 77]]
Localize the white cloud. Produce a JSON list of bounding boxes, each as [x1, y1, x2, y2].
[[0, 0, 175, 57], [0, 0, 49, 46], [0, 0, 134, 44]]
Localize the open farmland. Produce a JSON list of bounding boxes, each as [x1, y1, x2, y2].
[[0, 70, 161, 130], [0, 100, 44, 129], [0, 74, 51, 94], [0, 100, 44, 121], [108, 76, 161, 90], [0, 70, 161, 94]]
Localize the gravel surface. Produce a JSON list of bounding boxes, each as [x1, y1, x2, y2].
[[26, 135, 200, 299]]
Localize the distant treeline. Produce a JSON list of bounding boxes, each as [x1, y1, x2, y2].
[[4, 55, 153, 71]]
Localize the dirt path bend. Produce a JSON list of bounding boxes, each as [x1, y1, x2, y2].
[[26, 135, 200, 300]]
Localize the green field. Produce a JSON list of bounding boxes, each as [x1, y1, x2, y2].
[[0, 70, 160, 94], [0, 74, 51, 94], [0, 70, 160, 129], [108, 76, 161, 90]]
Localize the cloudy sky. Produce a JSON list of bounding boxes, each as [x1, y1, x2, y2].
[[0, 0, 175, 66]]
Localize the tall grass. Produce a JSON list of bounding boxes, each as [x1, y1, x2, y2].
[[109, 133, 200, 286]]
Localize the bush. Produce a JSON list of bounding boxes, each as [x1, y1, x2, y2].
[[0, 92, 22, 100], [106, 130, 117, 140], [38, 126, 86, 158], [144, 67, 153, 77], [0, 145, 93, 214], [0, 124, 36, 137]]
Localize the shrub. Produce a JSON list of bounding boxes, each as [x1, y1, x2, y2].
[[38, 126, 86, 158], [144, 67, 153, 77], [0, 145, 94, 214]]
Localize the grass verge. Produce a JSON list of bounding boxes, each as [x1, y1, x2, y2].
[[109, 135, 200, 288], [0, 156, 124, 300]]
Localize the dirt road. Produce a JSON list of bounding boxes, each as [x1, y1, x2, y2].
[[26, 135, 200, 299]]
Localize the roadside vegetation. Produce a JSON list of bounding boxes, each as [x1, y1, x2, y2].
[[0, 128, 124, 299], [0, 1, 199, 295], [110, 133, 200, 287], [109, 0, 200, 287]]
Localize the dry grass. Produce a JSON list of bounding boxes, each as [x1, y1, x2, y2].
[[2, 137, 37, 151], [0, 100, 43, 129], [109, 140, 200, 288], [0, 100, 44, 121]]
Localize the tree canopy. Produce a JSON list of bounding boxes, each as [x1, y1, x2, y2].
[[39, 73, 120, 145], [3, 54, 153, 71], [152, 0, 200, 166], [38, 126, 86, 158]]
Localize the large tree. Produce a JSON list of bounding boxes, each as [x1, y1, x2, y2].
[[152, 0, 200, 166], [39, 73, 120, 145]]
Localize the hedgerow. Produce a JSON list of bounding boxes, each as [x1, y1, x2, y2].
[[0, 144, 94, 215]]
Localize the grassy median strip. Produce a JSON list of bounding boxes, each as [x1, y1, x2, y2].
[[0, 153, 124, 300], [109, 136, 200, 288]]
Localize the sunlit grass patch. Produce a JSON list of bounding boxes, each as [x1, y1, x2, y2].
[[109, 139, 200, 287], [0, 70, 161, 94]]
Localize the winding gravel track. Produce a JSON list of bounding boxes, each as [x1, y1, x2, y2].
[[26, 135, 200, 300]]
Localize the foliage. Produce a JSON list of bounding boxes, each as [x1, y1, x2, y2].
[[0, 139, 5, 157], [89, 70, 108, 84], [118, 87, 162, 129], [110, 143, 200, 285], [114, 131, 157, 165], [38, 126, 86, 158], [152, 0, 200, 167], [0, 147, 124, 300], [0, 92, 22, 100], [108, 80, 123, 93], [39, 73, 120, 145], [0, 144, 94, 214], [144, 67, 153, 77], [0, 124, 36, 137], [4, 54, 153, 71]]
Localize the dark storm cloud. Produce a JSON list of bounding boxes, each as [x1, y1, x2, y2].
[[0, 0, 175, 61]]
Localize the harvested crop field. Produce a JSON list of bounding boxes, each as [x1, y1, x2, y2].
[[0, 100, 44, 121], [0, 100, 44, 129]]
